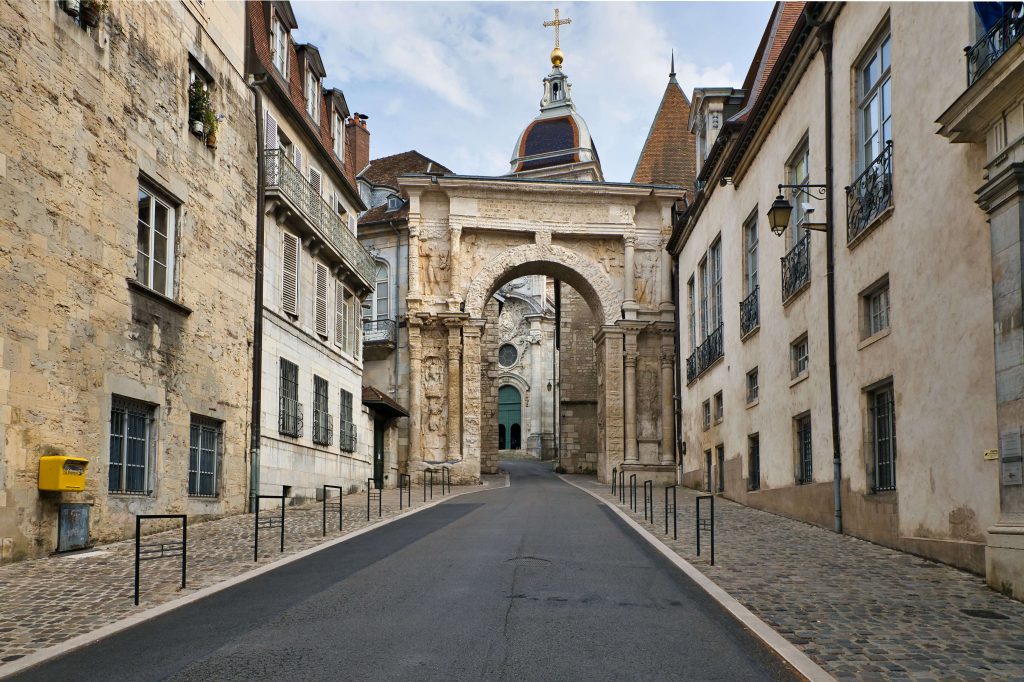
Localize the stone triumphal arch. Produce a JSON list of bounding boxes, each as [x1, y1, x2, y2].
[[400, 174, 682, 484]]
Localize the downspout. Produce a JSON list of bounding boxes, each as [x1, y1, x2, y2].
[[819, 21, 843, 534], [247, 74, 268, 513], [388, 219, 402, 401], [670, 252, 684, 484]]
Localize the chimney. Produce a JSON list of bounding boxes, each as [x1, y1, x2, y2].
[[345, 113, 370, 187]]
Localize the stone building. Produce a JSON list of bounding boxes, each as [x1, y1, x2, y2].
[[0, 0, 257, 559], [938, 2, 1024, 595], [245, 1, 379, 502], [669, 1, 1002, 577]]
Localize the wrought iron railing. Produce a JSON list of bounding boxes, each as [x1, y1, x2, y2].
[[339, 422, 358, 452], [312, 409, 333, 446], [846, 141, 893, 243], [279, 396, 303, 437], [363, 317, 397, 346], [263, 149, 375, 286], [686, 324, 724, 383], [967, 8, 1024, 86], [781, 233, 811, 303], [739, 286, 759, 338]]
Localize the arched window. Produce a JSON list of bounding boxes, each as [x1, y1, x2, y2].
[[362, 260, 390, 321], [552, 81, 561, 100]]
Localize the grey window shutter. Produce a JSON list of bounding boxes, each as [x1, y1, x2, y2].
[[315, 262, 329, 337], [309, 167, 322, 197], [265, 111, 278, 150], [282, 232, 299, 316], [335, 280, 345, 347]]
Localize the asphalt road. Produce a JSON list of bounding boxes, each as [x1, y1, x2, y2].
[[15, 460, 797, 681]]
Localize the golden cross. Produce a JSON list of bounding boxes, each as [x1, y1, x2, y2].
[[543, 8, 572, 49]]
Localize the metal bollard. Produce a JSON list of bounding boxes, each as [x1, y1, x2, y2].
[[629, 474, 637, 512], [611, 467, 617, 496], [665, 485, 678, 540], [322, 484, 343, 537], [696, 495, 715, 565]]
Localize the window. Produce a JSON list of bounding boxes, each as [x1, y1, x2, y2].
[[716, 444, 725, 493], [499, 344, 518, 367], [787, 141, 811, 246], [332, 112, 345, 159], [858, 31, 892, 172], [746, 368, 759, 404], [870, 383, 896, 491], [305, 69, 320, 123], [188, 416, 220, 497], [279, 358, 302, 437], [314, 262, 329, 338], [796, 414, 812, 484], [709, 238, 722, 332], [362, 261, 390, 321], [748, 434, 760, 491], [312, 375, 333, 446], [271, 12, 289, 77], [281, 232, 300, 317], [791, 334, 809, 378], [187, 62, 213, 139], [387, 195, 404, 211], [702, 400, 711, 430], [336, 280, 349, 351], [862, 277, 890, 338], [704, 449, 713, 492], [687, 277, 696, 352], [713, 391, 723, 423], [136, 182, 177, 298], [744, 213, 759, 296], [109, 397, 154, 494], [698, 257, 709, 339], [339, 388, 356, 452], [309, 166, 322, 197]]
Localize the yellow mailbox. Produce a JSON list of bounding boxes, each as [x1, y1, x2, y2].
[[39, 456, 88, 492]]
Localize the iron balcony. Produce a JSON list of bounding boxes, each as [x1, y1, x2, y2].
[[263, 148, 375, 289], [362, 317, 397, 354], [845, 141, 893, 244], [686, 324, 724, 384], [781, 233, 811, 304], [739, 286, 759, 338], [967, 8, 1024, 87], [278, 396, 303, 438]]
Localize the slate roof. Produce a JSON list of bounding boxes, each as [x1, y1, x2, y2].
[[631, 76, 696, 188], [359, 151, 452, 225]]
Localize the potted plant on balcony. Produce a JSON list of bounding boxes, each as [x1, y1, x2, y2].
[[80, 0, 107, 28], [188, 81, 210, 136], [204, 109, 219, 149], [64, 0, 81, 18]]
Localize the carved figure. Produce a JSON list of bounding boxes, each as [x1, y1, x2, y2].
[[634, 253, 660, 305]]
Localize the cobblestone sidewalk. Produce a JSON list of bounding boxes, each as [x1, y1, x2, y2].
[[569, 475, 1024, 681], [0, 477, 501, 667]]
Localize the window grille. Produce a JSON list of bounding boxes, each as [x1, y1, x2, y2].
[[109, 397, 153, 494], [748, 435, 761, 491], [796, 416, 813, 484], [188, 416, 220, 497], [312, 375, 333, 446], [716, 445, 725, 493], [871, 384, 897, 491], [339, 388, 356, 452], [279, 358, 302, 437]]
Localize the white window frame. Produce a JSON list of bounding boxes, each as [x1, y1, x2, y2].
[[787, 141, 811, 246], [709, 237, 722, 333], [306, 69, 320, 123], [791, 334, 809, 378], [702, 399, 711, 431], [713, 391, 724, 423], [136, 181, 177, 299], [333, 112, 345, 159], [271, 12, 289, 77], [746, 367, 759, 404], [362, 260, 390, 321], [868, 285, 890, 336], [744, 214, 759, 296], [687, 276, 696, 353], [857, 30, 892, 172]]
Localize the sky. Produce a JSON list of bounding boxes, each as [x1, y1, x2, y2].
[[292, 2, 775, 182]]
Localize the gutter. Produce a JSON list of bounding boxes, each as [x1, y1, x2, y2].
[[246, 74, 268, 513]]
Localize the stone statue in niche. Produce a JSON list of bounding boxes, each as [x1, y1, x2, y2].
[[634, 252, 660, 305], [423, 356, 445, 397], [421, 245, 449, 295], [637, 361, 660, 439]]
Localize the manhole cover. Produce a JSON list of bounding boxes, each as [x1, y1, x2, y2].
[[961, 608, 1009, 620], [506, 556, 551, 567]]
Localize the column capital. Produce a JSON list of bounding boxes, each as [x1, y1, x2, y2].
[[624, 233, 638, 247]]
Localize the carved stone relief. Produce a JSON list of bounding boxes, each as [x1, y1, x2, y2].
[[634, 250, 660, 306]]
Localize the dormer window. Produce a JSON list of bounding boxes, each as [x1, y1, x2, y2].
[[271, 13, 289, 77], [305, 70, 320, 123], [387, 195, 403, 212], [332, 112, 345, 159]]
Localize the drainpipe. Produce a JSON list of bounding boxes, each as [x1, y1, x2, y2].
[[670, 253, 684, 484], [819, 21, 843, 534], [247, 74, 268, 513], [388, 220, 402, 401]]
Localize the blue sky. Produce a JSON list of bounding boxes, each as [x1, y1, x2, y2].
[[292, 2, 774, 182]]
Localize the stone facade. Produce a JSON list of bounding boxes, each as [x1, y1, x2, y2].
[[0, 0, 256, 559], [672, 2, 1000, 575]]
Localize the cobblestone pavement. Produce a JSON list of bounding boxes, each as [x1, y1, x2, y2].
[[0, 477, 501, 666], [569, 475, 1024, 681]]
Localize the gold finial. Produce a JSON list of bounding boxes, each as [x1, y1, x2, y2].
[[543, 8, 572, 66]]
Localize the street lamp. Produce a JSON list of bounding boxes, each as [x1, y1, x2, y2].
[[766, 183, 828, 236]]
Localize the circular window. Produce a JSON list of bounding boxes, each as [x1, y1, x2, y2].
[[498, 343, 518, 367]]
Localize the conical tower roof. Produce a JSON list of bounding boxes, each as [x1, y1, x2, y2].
[[631, 53, 696, 188]]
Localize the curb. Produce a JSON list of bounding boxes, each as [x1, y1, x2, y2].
[[0, 476, 509, 680], [559, 475, 835, 682]]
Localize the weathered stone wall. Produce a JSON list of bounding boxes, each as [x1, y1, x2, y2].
[[480, 300, 502, 474], [558, 286, 599, 473], [0, 1, 256, 560]]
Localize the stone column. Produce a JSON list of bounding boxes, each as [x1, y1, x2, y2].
[[445, 318, 463, 461], [407, 318, 423, 464], [623, 234, 636, 304], [527, 315, 545, 457], [448, 225, 462, 309], [462, 319, 485, 473], [623, 328, 639, 462], [660, 245, 673, 306], [408, 223, 422, 301], [660, 346, 676, 466], [598, 327, 625, 482]]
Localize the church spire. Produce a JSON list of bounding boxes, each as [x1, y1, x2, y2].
[[669, 50, 677, 84]]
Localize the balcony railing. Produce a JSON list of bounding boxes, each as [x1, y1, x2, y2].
[[846, 141, 893, 243], [279, 396, 303, 437], [781, 233, 811, 303], [739, 286, 759, 338], [339, 422, 357, 453], [686, 324, 724, 384], [363, 317, 397, 346], [312, 409, 333, 446], [264, 148, 375, 286], [967, 8, 1024, 86]]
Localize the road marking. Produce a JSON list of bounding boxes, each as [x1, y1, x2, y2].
[[559, 475, 835, 682], [0, 476, 510, 680]]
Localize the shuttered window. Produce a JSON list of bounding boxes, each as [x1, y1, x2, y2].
[[335, 280, 347, 349], [265, 111, 278, 150], [281, 232, 299, 317], [309, 167, 322, 197], [314, 262, 329, 338], [348, 214, 357, 234], [347, 289, 359, 356]]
